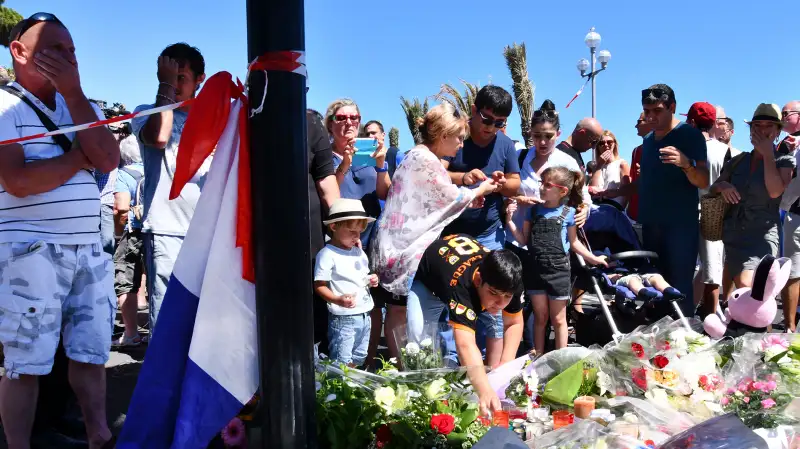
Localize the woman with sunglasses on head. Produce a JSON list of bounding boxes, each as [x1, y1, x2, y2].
[[325, 98, 391, 248], [589, 130, 631, 209], [503, 100, 591, 352]]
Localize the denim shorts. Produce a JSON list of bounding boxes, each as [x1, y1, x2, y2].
[[328, 312, 371, 366], [0, 241, 116, 378], [476, 231, 505, 339]]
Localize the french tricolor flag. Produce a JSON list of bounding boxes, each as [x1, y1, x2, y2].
[[118, 72, 257, 449]]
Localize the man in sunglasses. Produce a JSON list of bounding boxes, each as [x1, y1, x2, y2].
[[556, 117, 603, 173], [131, 43, 206, 340], [441, 85, 520, 367], [0, 13, 119, 449], [638, 84, 709, 317], [778, 100, 800, 332]]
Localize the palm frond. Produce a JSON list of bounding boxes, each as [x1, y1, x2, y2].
[[503, 42, 536, 147], [400, 96, 428, 145], [434, 80, 479, 116], [389, 127, 400, 148]]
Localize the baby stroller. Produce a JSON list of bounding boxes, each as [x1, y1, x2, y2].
[[570, 203, 691, 347]]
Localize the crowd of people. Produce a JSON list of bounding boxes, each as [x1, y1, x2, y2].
[[0, 10, 800, 448]]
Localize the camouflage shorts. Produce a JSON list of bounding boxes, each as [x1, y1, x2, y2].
[[0, 241, 116, 378]]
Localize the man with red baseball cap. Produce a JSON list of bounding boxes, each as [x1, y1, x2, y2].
[[685, 102, 741, 315]]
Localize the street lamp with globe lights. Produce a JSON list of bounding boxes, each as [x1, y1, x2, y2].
[[577, 27, 611, 119]]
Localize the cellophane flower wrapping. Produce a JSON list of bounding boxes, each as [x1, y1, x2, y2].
[[393, 322, 445, 371], [719, 350, 796, 430], [658, 413, 771, 449]]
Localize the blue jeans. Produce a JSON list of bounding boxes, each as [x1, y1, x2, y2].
[[476, 231, 504, 341], [406, 280, 463, 366], [642, 222, 698, 316], [144, 233, 184, 338], [328, 312, 371, 366], [100, 204, 115, 256]]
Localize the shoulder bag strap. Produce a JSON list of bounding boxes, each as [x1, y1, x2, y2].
[[518, 147, 530, 168], [0, 84, 73, 153]]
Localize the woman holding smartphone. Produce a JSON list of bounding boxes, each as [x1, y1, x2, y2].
[[325, 98, 391, 248], [711, 103, 794, 296]]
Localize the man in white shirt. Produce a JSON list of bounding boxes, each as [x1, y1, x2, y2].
[[687, 103, 739, 315], [0, 14, 119, 449]]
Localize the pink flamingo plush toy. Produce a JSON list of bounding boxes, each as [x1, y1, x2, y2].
[[704, 255, 791, 339]]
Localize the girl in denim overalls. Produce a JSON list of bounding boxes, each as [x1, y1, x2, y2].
[[506, 166, 608, 353]]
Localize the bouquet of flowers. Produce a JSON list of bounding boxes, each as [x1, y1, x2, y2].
[[720, 374, 793, 429], [394, 323, 445, 371], [315, 357, 490, 449], [655, 318, 713, 356], [540, 348, 615, 406], [504, 359, 539, 408]]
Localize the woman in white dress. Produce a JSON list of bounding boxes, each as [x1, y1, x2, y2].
[[589, 130, 630, 209]]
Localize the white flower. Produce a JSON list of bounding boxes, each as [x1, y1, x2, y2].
[[375, 386, 396, 413], [405, 342, 420, 355], [325, 393, 337, 403], [389, 357, 398, 365], [315, 381, 322, 392], [426, 378, 447, 399], [420, 338, 433, 348], [596, 371, 613, 396]]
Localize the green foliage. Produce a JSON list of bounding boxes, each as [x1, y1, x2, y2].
[[400, 96, 429, 145], [389, 127, 400, 148], [0, 3, 23, 48], [503, 42, 535, 147]]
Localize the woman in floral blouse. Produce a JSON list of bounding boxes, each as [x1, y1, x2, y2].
[[370, 104, 499, 349]]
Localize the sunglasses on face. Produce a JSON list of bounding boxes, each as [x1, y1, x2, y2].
[[533, 109, 559, 120], [532, 132, 556, 141], [641, 88, 670, 104], [542, 181, 568, 190], [9, 12, 63, 42], [636, 120, 646, 127], [334, 114, 361, 123], [783, 111, 800, 121], [599, 140, 615, 147], [477, 110, 506, 128]]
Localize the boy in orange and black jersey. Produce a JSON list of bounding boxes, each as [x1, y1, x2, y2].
[[412, 234, 523, 416]]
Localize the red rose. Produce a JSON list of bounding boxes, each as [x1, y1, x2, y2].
[[645, 439, 655, 448], [430, 414, 456, 435], [442, 400, 449, 406], [631, 368, 648, 390], [652, 355, 669, 369], [376, 424, 392, 444], [631, 343, 645, 359]]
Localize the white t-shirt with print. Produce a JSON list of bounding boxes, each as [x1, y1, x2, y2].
[[0, 82, 105, 244], [702, 138, 740, 197], [314, 244, 374, 315], [506, 148, 589, 247]]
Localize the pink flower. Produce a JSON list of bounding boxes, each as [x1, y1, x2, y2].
[[762, 398, 777, 409], [764, 381, 778, 392], [763, 335, 789, 350], [738, 383, 749, 392], [221, 417, 247, 448], [726, 388, 736, 395], [721, 397, 730, 406], [766, 374, 779, 382], [743, 397, 750, 404], [752, 382, 764, 391]]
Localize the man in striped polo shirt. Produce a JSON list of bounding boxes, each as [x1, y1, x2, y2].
[[0, 13, 119, 449]]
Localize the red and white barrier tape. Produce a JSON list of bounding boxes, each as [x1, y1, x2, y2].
[[0, 99, 191, 147], [0, 50, 307, 147]]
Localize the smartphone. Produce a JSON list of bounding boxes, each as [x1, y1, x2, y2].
[[352, 138, 378, 167]]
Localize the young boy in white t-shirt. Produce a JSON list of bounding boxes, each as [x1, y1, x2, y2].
[[314, 199, 379, 367]]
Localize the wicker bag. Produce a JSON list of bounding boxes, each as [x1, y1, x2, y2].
[[700, 153, 745, 241]]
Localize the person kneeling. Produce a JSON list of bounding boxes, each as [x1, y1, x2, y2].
[[314, 199, 380, 368], [409, 234, 524, 416]]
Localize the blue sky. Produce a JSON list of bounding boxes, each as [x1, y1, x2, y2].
[[6, 0, 799, 162]]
